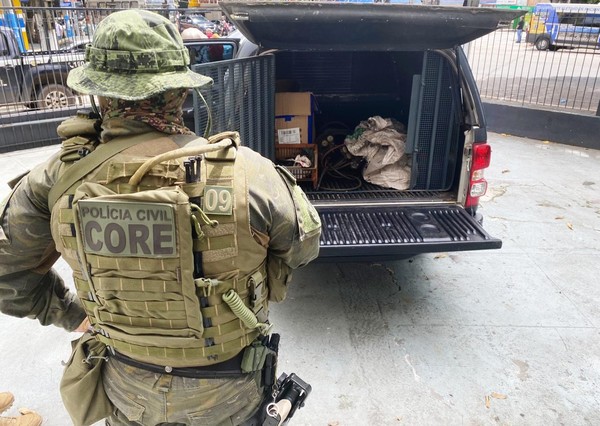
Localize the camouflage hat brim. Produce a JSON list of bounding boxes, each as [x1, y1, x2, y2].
[[67, 64, 213, 100]]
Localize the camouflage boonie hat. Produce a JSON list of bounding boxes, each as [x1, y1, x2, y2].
[[67, 9, 212, 100]]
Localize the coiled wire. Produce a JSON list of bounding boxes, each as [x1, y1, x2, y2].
[[222, 289, 270, 334]]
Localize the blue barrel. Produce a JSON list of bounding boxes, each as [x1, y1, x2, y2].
[[2, 10, 25, 52], [65, 13, 74, 38]]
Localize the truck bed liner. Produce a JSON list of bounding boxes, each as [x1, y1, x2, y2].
[[306, 182, 452, 204]]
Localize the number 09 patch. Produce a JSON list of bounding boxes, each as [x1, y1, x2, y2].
[[203, 185, 233, 216]]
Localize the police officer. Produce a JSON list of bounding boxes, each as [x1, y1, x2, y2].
[[0, 9, 320, 426]]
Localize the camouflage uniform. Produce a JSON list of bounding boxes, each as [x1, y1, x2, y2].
[[0, 9, 320, 426]]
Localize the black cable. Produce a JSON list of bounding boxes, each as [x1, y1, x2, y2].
[[316, 141, 363, 191]]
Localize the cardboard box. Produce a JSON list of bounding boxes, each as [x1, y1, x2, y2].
[[275, 92, 315, 144]]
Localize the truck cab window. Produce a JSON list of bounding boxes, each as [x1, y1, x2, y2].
[[187, 42, 236, 65]]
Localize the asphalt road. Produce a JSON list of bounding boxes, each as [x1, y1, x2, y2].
[[0, 132, 599, 425]]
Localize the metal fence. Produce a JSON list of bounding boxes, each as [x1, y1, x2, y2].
[[1, 5, 599, 152], [0, 6, 113, 114], [0, 5, 224, 151], [466, 27, 600, 116], [0, 5, 225, 110]]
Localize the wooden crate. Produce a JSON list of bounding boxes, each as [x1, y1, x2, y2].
[[274, 143, 318, 188]]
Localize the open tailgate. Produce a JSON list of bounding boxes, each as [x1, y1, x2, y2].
[[317, 204, 502, 258]]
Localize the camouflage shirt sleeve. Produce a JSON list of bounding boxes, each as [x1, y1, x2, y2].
[[0, 155, 86, 331], [242, 147, 321, 269]]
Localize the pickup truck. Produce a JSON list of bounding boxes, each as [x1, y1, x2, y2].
[[191, 1, 524, 261], [0, 26, 85, 109]]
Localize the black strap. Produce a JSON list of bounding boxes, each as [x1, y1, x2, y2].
[[110, 350, 245, 379]]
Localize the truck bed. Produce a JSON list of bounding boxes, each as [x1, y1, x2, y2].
[[192, 50, 500, 259]]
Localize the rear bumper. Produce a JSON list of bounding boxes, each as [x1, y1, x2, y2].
[[317, 205, 501, 259]]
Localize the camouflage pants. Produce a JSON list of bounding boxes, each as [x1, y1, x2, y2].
[[102, 357, 263, 426]]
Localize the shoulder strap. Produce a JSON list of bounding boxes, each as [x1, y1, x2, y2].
[[48, 132, 161, 210]]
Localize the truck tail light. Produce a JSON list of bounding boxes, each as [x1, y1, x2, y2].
[[465, 143, 491, 209]]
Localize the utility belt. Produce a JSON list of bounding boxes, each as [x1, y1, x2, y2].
[[110, 334, 312, 426], [110, 350, 245, 379], [109, 334, 280, 382]]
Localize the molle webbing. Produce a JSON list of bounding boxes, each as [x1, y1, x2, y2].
[[68, 184, 268, 367], [83, 264, 266, 364], [96, 331, 258, 361], [200, 150, 238, 267], [85, 45, 190, 73], [73, 268, 268, 331], [52, 133, 270, 367]]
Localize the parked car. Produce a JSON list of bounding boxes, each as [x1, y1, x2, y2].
[[191, 1, 523, 261], [179, 14, 217, 34], [0, 26, 85, 109]]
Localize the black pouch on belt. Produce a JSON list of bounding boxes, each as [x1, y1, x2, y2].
[[241, 334, 280, 388]]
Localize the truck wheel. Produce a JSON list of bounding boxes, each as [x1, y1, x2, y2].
[[535, 37, 550, 51], [37, 84, 75, 109]]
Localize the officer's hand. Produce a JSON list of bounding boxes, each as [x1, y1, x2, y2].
[[74, 317, 91, 333]]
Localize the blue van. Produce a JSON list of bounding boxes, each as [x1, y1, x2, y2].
[[527, 3, 600, 51]]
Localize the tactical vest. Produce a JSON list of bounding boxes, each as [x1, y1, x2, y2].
[[51, 131, 269, 367]]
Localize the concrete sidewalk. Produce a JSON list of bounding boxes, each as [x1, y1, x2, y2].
[[1, 133, 599, 425]]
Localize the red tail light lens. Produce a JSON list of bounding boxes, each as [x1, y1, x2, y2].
[[472, 143, 491, 170], [466, 142, 491, 209]]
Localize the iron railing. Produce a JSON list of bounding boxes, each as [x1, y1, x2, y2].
[[466, 27, 600, 116], [0, 5, 225, 151], [0, 6, 224, 114], [0, 5, 599, 152]]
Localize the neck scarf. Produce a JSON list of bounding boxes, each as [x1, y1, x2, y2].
[[100, 89, 194, 141]]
